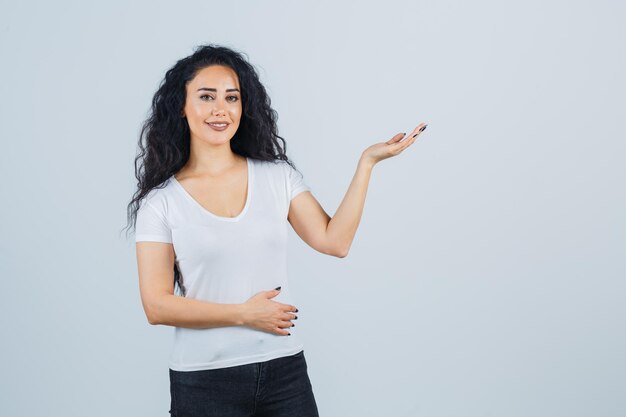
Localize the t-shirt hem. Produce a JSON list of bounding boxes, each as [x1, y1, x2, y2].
[[168, 345, 305, 372], [135, 234, 172, 243], [291, 186, 310, 200]]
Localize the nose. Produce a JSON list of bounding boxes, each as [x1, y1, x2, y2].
[[212, 99, 228, 116]]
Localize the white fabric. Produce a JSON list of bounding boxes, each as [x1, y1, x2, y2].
[[135, 157, 311, 371]]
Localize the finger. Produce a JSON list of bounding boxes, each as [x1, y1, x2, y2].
[[403, 132, 419, 147], [276, 324, 292, 335], [409, 123, 428, 139], [282, 312, 298, 320], [385, 132, 406, 145], [394, 124, 426, 151], [278, 320, 295, 328], [266, 288, 281, 299], [283, 304, 298, 313], [390, 133, 417, 154], [390, 132, 416, 150]]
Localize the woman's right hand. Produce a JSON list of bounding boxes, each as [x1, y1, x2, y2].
[[240, 288, 298, 336]]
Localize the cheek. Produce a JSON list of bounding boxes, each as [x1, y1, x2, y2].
[[192, 104, 206, 116], [188, 109, 206, 128]]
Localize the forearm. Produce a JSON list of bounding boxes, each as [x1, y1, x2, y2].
[[149, 294, 245, 329], [326, 154, 375, 256]]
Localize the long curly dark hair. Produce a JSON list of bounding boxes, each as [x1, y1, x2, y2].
[[123, 43, 301, 296]]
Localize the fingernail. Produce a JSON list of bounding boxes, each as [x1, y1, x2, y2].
[[292, 323, 296, 327], [295, 308, 299, 312], [288, 333, 291, 336], [294, 315, 298, 320], [275, 286, 281, 290], [413, 125, 428, 137]]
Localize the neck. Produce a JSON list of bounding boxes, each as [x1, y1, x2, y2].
[[183, 140, 243, 177]]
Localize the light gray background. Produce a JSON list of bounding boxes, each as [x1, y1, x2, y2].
[[1, 1, 624, 416]]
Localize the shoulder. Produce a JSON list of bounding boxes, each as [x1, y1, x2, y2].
[[253, 158, 302, 173], [249, 157, 285, 169], [135, 179, 175, 242], [249, 157, 291, 178], [139, 177, 177, 214]]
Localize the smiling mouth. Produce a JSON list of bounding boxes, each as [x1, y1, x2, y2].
[[206, 122, 230, 131]]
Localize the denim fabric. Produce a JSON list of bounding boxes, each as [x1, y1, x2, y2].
[[168, 350, 319, 417]]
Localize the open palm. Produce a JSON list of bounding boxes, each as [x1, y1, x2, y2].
[[362, 123, 428, 165]]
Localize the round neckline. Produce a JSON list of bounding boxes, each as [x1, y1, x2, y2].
[[170, 157, 253, 222]]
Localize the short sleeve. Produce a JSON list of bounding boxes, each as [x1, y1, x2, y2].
[[287, 163, 310, 201], [135, 200, 172, 243]]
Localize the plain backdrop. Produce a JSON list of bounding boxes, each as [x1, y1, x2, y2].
[[1, 1, 624, 416]]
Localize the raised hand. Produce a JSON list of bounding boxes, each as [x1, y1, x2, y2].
[[361, 123, 428, 166]]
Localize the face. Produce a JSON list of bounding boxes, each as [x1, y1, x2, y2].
[[182, 65, 242, 146]]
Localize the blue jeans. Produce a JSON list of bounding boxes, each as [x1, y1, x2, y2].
[[168, 350, 319, 416]]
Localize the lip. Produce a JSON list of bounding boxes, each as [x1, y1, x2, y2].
[[206, 122, 230, 131]]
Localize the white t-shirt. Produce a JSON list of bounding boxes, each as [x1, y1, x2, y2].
[[135, 157, 311, 371]]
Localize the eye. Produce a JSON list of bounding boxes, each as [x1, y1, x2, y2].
[[199, 95, 239, 102]]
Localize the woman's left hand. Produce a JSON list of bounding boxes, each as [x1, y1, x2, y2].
[[361, 123, 428, 166]]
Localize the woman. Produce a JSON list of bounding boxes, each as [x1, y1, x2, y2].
[[126, 44, 427, 416]]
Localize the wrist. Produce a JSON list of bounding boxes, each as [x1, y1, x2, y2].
[[359, 154, 376, 170], [234, 303, 248, 326]]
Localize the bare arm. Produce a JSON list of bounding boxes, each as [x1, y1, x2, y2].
[[136, 241, 296, 334], [136, 241, 244, 328], [288, 123, 427, 257], [324, 155, 374, 256], [287, 156, 373, 258], [149, 294, 245, 328]]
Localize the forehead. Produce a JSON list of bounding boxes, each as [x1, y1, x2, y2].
[[188, 65, 240, 89]]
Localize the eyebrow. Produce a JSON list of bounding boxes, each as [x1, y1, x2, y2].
[[196, 87, 240, 93]]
